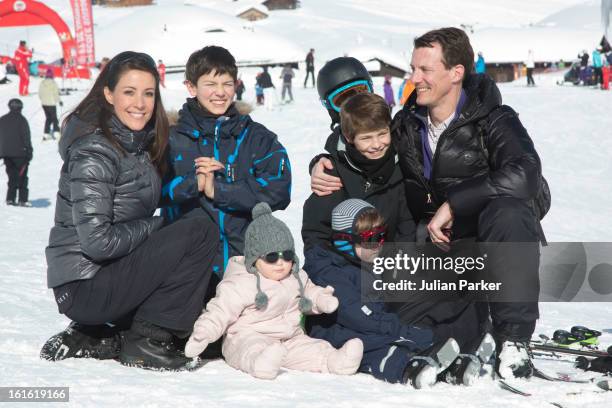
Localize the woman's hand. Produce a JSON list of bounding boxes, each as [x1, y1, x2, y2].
[[311, 157, 342, 196]]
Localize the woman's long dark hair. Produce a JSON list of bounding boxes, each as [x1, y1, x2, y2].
[[63, 51, 169, 174]]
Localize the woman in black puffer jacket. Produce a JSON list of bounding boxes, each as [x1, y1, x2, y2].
[[41, 51, 218, 371]]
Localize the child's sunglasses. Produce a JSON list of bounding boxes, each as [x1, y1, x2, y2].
[[333, 225, 387, 247], [261, 250, 295, 264]]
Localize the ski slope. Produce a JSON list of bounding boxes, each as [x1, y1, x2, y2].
[[1, 0, 612, 406]]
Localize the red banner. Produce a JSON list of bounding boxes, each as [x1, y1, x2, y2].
[[70, 0, 95, 66]]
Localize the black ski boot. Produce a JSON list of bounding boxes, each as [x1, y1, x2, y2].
[[443, 333, 496, 386], [402, 338, 461, 389], [119, 319, 197, 371], [40, 322, 120, 361]]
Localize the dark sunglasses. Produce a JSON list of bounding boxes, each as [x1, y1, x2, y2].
[[333, 225, 387, 247], [261, 250, 295, 264]]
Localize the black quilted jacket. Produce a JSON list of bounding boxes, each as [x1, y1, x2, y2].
[[392, 74, 542, 222], [46, 115, 163, 288]]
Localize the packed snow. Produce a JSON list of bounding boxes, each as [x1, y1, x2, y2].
[[1, 1, 612, 407]]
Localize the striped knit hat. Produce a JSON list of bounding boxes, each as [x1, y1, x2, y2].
[[331, 199, 374, 256]]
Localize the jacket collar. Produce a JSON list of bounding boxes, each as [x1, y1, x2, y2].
[[323, 127, 403, 194], [109, 115, 155, 153], [59, 114, 154, 160], [403, 73, 502, 127], [176, 98, 248, 140]]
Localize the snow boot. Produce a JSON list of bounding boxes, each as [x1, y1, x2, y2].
[[40, 321, 120, 361], [495, 340, 534, 379], [402, 338, 461, 389], [52, 131, 60, 140], [443, 333, 496, 386], [327, 338, 364, 375], [118, 319, 196, 371]]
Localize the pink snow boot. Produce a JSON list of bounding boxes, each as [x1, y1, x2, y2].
[[327, 338, 364, 375]]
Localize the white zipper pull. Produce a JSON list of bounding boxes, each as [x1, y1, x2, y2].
[[426, 193, 432, 204]]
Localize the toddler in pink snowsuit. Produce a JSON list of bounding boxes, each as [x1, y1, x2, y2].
[[185, 202, 363, 379]]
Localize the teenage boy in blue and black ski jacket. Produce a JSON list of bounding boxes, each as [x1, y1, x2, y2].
[[162, 46, 291, 277]]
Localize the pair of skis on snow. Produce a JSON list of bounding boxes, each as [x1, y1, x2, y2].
[[497, 326, 611, 400]]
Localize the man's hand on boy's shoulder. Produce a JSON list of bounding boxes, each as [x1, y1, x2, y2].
[[311, 157, 343, 196]]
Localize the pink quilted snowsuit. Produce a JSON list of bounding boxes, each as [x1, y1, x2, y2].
[[185, 256, 363, 379]]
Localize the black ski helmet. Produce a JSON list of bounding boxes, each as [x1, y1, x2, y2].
[[317, 57, 372, 124], [8, 98, 23, 112]]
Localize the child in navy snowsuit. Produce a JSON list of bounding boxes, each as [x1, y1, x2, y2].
[[162, 46, 291, 277], [305, 199, 462, 388]]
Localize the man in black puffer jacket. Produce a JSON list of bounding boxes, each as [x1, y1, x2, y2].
[[311, 28, 547, 380], [391, 28, 545, 379], [0, 98, 32, 206]]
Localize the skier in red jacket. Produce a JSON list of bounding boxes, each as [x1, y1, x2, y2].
[[14, 41, 33, 96]]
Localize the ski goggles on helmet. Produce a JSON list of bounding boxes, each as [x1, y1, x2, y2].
[[261, 250, 295, 264], [333, 225, 387, 248], [321, 79, 372, 112]]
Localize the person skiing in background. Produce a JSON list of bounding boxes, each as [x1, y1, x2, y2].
[[14, 40, 33, 96], [602, 51, 611, 90], [280, 63, 294, 103], [0, 99, 32, 206], [383, 74, 395, 108], [592, 47, 603, 87], [578, 49, 589, 84], [258, 66, 276, 110], [99, 57, 110, 72], [255, 73, 264, 105], [475, 51, 486, 74], [304, 48, 315, 88], [526, 49, 536, 86], [157, 59, 166, 88], [235, 76, 245, 101], [38, 68, 62, 141], [184, 202, 363, 380]]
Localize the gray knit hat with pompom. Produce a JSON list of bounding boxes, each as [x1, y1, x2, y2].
[[244, 202, 311, 313]]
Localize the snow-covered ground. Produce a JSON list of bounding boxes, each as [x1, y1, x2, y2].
[[1, 0, 612, 406]]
